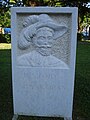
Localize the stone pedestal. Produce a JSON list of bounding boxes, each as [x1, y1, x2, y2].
[[11, 7, 78, 120]]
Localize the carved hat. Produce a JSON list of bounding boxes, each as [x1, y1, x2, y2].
[[19, 14, 67, 49]]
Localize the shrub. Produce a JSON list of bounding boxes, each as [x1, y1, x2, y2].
[[0, 34, 11, 43], [4, 34, 11, 43]]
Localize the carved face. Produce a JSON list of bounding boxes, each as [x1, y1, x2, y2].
[[33, 27, 54, 56]]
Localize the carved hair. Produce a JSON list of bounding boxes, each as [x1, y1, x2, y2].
[[18, 25, 37, 49]]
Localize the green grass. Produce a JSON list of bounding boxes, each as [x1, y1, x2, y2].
[[0, 49, 13, 120], [73, 42, 90, 119], [0, 42, 90, 120]]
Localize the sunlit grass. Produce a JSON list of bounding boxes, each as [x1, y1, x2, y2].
[[81, 39, 90, 42], [0, 43, 11, 49]]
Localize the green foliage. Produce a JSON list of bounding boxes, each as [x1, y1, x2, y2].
[[82, 13, 90, 28], [4, 34, 11, 43], [10, 0, 16, 3], [58, 1, 89, 32], [0, 34, 11, 43], [55, 2, 62, 7], [0, 9, 11, 27], [0, 9, 11, 43]]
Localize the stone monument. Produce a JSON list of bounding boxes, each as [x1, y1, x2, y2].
[[11, 7, 78, 120]]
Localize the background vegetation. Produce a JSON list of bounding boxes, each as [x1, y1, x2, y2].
[[0, 0, 90, 43]]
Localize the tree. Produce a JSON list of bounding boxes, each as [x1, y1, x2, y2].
[[0, 0, 89, 32], [59, 1, 89, 32], [0, 8, 10, 27]]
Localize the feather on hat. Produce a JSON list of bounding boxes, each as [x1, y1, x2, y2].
[[19, 14, 68, 49]]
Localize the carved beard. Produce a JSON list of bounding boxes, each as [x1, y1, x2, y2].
[[36, 47, 52, 56], [33, 37, 52, 56]]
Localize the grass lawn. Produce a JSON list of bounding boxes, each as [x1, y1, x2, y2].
[[0, 42, 90, 120], [0, 43, 11, 49], [74, 41, 90, 119]]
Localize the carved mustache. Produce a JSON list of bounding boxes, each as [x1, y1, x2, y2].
[[36, 45, 51, 48]]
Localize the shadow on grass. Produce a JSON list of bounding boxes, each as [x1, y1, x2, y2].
[[0, 49, 13, 120], [73, 42, 90, 119]]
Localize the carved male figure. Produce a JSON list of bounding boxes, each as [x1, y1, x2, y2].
[[17, 14, 68, 67]]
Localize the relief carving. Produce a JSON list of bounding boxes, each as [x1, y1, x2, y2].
[[17, 14, 68, 67]]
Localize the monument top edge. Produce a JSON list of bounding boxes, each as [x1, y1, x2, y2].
[[11, 7, 78, 14]]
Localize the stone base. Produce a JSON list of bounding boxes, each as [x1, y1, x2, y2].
[[64, 117, 72, 120], [12, 114, 18, 120], [12, 115, 72, 120]]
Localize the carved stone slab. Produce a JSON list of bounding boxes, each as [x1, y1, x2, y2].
[[11, 7, 78, 120]]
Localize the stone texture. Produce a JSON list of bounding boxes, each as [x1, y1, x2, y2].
[[17, 13, 71, 65], [11, 7, 78, 119]]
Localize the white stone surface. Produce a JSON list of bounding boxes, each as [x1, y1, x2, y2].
[[17, 14, 68, 67], [11, 7, 78, 119]]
